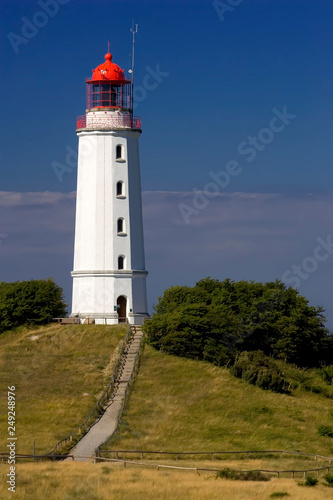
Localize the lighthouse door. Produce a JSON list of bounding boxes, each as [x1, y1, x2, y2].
[[117, 296, 127, 323]]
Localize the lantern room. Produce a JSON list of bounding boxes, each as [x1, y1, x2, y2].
[[86, 52, 132, 111]]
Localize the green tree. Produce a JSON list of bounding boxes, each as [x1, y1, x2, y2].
[[0, 279, 67, 333], [143, 278, 332, 367]]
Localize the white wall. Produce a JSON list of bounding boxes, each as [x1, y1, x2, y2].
[[71, 124, 149, 325]]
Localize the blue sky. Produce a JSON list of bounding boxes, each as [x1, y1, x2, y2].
[[1, 0, 333, 327]]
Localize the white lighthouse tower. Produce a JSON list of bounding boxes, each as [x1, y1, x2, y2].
[[71, 47, 149, 325]]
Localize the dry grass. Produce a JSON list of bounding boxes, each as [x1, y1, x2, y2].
[[0, 324, 127, 454], [0, 462, 332, 500]]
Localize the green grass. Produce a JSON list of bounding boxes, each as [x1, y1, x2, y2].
[[0, 323, 127, 454], [104, 345, 333, 458]]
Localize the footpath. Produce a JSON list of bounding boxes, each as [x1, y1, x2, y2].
[[69, 326, 143, 462]]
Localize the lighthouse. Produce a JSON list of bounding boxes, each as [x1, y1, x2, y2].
[[71, 48, 149, 325]]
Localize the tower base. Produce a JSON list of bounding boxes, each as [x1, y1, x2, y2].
[[71, 271, 149, 326], [69, 312, 150, 326]]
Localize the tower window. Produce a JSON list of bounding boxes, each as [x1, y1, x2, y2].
[[118, 255, 125, 270], [116, 145, 123, 160], [117, 218, 124, 234], [116, 181, 124, 197]]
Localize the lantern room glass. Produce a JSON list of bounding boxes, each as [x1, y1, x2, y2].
[[86, 82, 132, 110]]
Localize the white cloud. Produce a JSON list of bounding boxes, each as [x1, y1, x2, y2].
[[0, 191, 75, 207]]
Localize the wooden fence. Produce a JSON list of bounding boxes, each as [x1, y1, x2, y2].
[[93, 449, 333, 479], [0, 453, 73, 462], [1, 449, 333, 479], [97, 449, 333, 463], [93, 455, 333, 479]]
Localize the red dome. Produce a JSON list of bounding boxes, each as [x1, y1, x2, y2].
[[89, 52, 130, 83]]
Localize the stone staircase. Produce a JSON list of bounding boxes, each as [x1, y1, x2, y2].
[[68, 326, 143, 461], [113, 326, 143, 402]]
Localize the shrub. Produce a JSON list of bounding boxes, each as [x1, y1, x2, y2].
[[254, 405, 272, 415], [304, 474, 318, 486], [310, 385, 325, 394], [324, 473, 333, 486], [216, 468, 270, 481], [101, 466, 112, 475], [270, 494, 290, 498], [216, 468, 239, 480], [321, 365, 333, 385], [291, 369, 311, 391], [230, 351, 286, 393], [317, 425, 333, 438]]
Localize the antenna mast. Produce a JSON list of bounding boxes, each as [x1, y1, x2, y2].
[[130, 21, 138, 113]]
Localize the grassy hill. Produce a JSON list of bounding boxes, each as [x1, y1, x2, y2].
[[0, 327, 333, 499], [104, 344, 333, 458], [0, 323, 127, 454], [1, 324, 332, 459]]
